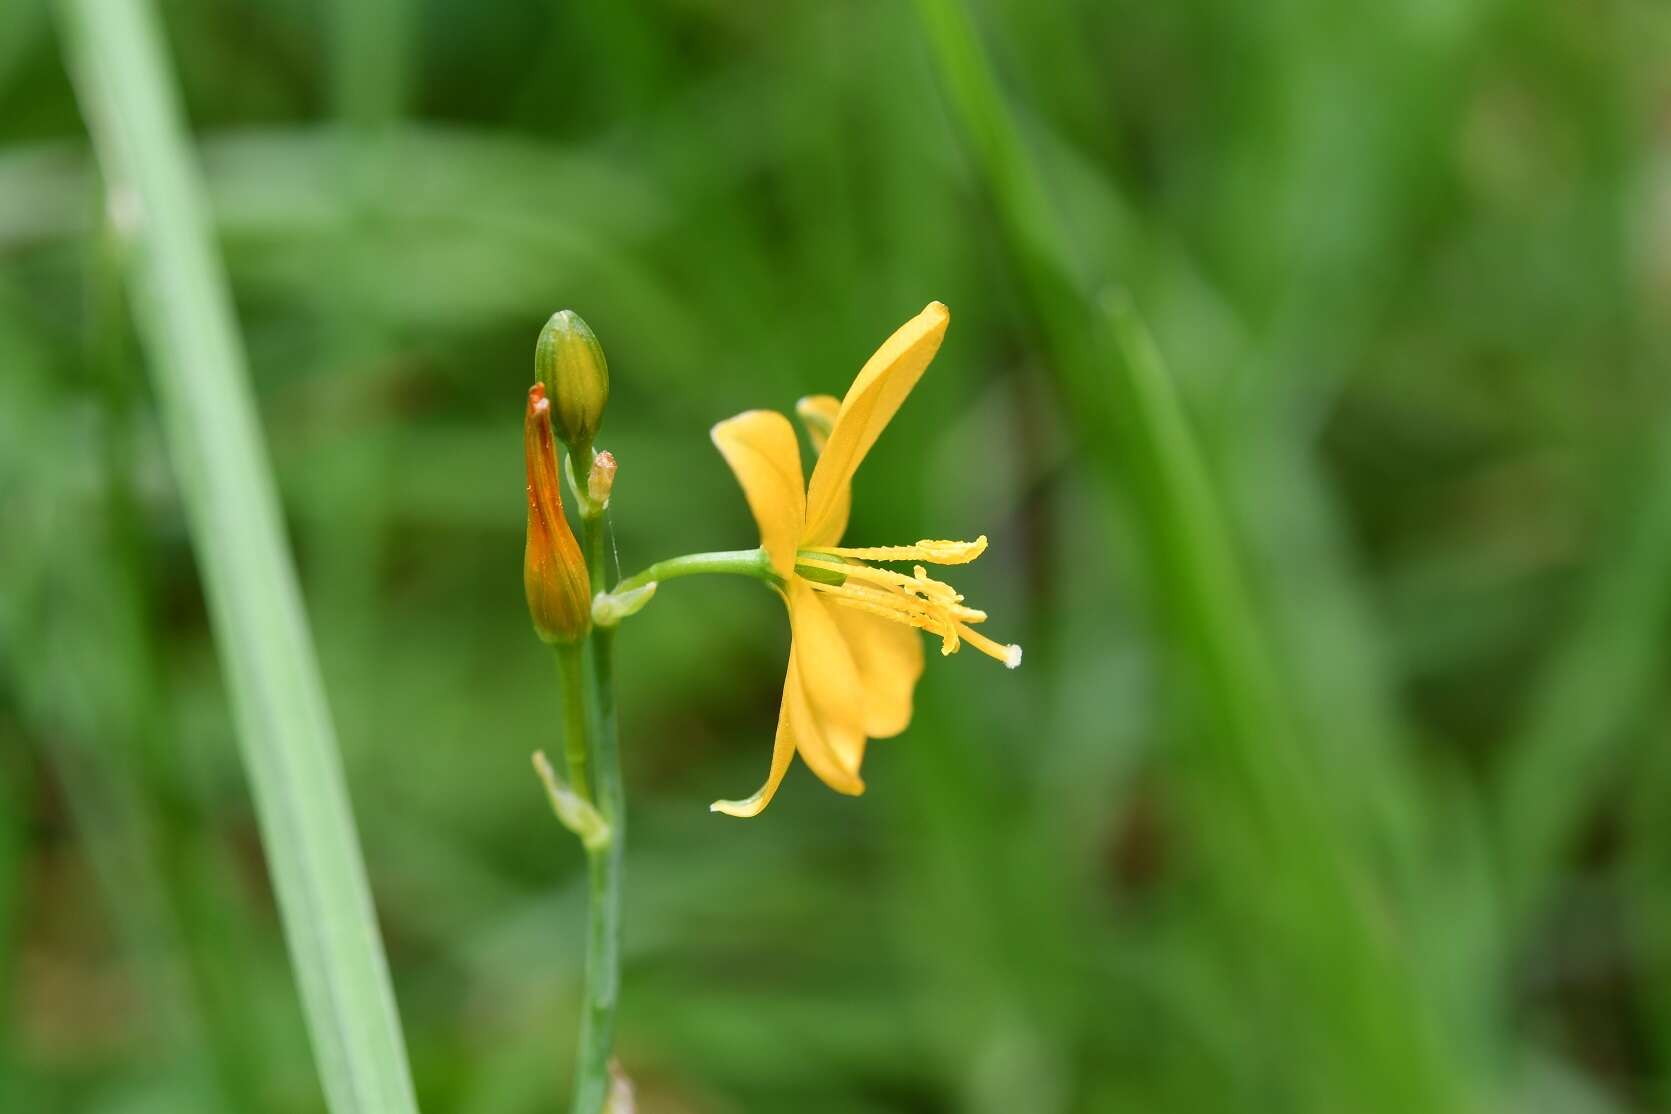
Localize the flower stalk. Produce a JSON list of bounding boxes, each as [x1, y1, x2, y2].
[[571, 451, 626, 1114], [537, 618, 620, 1114], [555, 644, 593, 809], [601, 547, 780, 605], [527, 308, 628, 1112]]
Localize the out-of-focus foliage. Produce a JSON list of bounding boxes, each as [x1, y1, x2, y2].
[[3, 1, 1671, 1112]]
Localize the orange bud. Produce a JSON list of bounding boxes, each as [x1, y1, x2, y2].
[[525, 384, 591, 644]]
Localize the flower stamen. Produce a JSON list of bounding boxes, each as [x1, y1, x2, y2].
[[801, 536, 988, 565], [796, 547, 1019, 667], [954, 623, 1023, 669]]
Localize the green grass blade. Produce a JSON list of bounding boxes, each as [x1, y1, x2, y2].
[[1496, 424, 1671, 919], [912, 3, 1466, 1109], [53, 2, 420, 1111]]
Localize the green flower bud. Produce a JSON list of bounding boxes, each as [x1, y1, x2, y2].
[[535, 309, 610, 449]]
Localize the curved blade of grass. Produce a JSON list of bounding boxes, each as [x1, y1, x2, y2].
[[1496, 424, 1671, 921], [912, 2, 1465, 1109], [54, 2, 420, 1111]]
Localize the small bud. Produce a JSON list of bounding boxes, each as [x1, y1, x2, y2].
[[536, 310, 610, 449], [604, 1061, 636, 1114], [525, 384, 591, 644], [588, 450, 617, 507], [592, 581, 657, 628], [532, 751, 610, 851]]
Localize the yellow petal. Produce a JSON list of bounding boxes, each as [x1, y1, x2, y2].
[[795, 394, 841, 453], [710, 654, 799, 818], [785, 662, 864, 795], [829, 602, 923, 738], [811, 483, 853, 552], [711, 410, 805, 579], [788, 578, 868, 783], [803, 302, 950, 546]]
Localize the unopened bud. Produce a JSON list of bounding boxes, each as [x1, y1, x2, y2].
[[588, 450, 617, 507], [525, 384, 591, 644], [536, 310, 610, 449]]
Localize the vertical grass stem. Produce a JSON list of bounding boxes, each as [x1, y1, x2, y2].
[[54, 2, 419, 1111]]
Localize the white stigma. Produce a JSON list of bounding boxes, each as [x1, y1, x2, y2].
[[1005, 644, 1023, 670]]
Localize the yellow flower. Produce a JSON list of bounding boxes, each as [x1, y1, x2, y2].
[[709, 301, 1020, 817]]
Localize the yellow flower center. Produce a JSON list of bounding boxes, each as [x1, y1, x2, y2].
[[794, 536, 1022, 668]]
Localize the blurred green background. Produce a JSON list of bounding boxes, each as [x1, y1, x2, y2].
[[5, 0, 1671, 1111]]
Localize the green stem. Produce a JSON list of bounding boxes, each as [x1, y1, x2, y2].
[[583, 506, 609, 589], [566, 441, 600, 518], [610, 546, 778, 596], [573, 626, 623, 1114], [571, 496, 623, 1113], [555, 646, 591, 804]]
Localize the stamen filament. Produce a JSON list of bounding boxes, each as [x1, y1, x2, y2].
[[827, 579, 987, 625], [806, 544, 1013, 665], [814, 587, 961, 652], [801, 536, 988, 565], [798, 556, 965, 602], [687, 533, 1019, 671], [954, 623, 1023, 668]]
